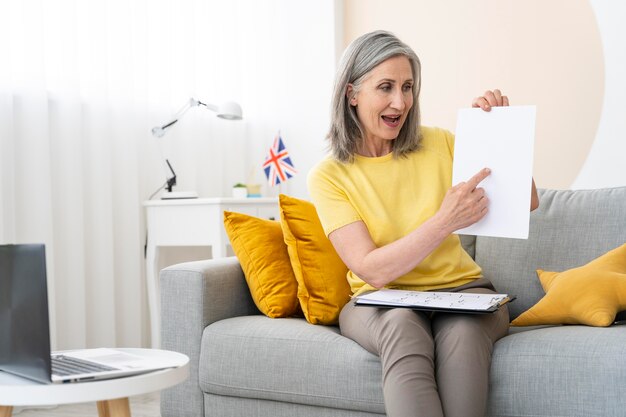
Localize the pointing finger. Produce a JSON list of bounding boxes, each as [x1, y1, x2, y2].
[[467, 168, 491, 189]]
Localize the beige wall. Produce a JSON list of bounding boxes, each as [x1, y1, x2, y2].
[[344, 0, 605, 189]]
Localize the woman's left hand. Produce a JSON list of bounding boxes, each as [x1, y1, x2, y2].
[[472, 89, 509, 111]]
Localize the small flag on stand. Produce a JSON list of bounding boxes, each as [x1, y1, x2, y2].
[[263, 132, 297, 186]]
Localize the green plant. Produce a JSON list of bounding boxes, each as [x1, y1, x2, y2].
[[233, 183, 247, 188]]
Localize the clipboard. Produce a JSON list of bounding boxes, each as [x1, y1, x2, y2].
[[354, 289, 515, 314]]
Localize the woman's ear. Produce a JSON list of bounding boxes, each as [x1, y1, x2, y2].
[[346, 84, 357, 106]]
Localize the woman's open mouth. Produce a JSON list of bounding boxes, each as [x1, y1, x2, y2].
[[381, 114, 402, 128]]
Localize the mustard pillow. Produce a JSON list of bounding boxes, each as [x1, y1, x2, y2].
[[223, 211, 299, 318], [512, 243, 626, 327], [279, 194, 351, 325]]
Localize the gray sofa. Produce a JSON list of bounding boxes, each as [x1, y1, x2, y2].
[[161, 187, 626, 417]]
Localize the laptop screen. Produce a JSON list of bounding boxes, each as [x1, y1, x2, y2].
[[0, 244, 52, 383]]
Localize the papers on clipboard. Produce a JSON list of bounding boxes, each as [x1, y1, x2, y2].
[[354, 289, 514, 314]]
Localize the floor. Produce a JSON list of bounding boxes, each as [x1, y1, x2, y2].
[[12, 393, 160, 417]]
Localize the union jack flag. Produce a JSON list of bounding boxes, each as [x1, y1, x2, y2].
[[263, 133, 297, 186]]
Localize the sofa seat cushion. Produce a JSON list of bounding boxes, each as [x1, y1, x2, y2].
[[488, 325, 626, 417], [199, 316, 385, 414]]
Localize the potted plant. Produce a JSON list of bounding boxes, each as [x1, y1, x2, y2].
[[232, 183, 247, 198]]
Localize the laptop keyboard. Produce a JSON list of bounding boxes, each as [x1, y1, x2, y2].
[[51, 355, 118, 376]]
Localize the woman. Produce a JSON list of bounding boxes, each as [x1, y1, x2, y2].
[[307, 30, 539, 417]]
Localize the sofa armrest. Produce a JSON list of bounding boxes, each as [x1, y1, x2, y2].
[[160, 256, 258, 417]]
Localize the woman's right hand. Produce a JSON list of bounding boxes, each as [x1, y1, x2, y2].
[[435, 168, 491, 234], [326, 168, 490, 288]]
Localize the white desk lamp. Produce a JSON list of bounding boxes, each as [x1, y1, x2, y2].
[[151, 98, 243, 199]]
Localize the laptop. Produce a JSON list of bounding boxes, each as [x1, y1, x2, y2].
[[0, 243, 180, 384]]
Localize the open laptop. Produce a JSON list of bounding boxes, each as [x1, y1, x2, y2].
[[0, 243, 179, 384]]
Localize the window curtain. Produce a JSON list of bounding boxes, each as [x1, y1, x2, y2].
[[0, 0, 338, 349]]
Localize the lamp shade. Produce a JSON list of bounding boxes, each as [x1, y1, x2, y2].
[[217, 101, 243, 120]]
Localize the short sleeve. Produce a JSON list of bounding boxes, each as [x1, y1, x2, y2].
[[307, 161, 362, 236], [420, 126, 455, 161], [442, 128, 455, 159]]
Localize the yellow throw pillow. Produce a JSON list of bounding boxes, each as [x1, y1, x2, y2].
[[512, 243, 626, 327], [279, 194, 352, 325], [223, 211, 299, 318]]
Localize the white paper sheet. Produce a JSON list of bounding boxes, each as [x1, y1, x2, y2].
[[452, 106, 536, 239], [355, 289, 510, 312]]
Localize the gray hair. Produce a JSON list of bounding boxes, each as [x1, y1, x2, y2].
[[327, 30, 422, 163]]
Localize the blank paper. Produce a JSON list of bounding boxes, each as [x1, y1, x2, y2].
[[452, 105, 536, 239]]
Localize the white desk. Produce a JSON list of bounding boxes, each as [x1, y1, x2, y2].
[[143, 197, 279, 348], [0, 348, 189, 417]]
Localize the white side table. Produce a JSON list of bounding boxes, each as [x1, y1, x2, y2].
[[143, 197, 279, 348], [0, 348, 189, 417]]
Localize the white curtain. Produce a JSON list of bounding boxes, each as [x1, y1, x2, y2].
[[0, 0, 338, 349]]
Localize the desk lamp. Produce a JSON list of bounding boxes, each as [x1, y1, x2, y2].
[[151, 98, 243, 199]]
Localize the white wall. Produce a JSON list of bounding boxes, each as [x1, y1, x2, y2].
[[343, 0, 626, 190], [234, 0, 339, 199], [572, 1, 626, 188]]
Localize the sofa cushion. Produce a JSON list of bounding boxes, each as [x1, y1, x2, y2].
[[279, 194, 351, 325], [475, 187, 626, 320], [512, 243, 626, 327], [203, 393, 386, 417], [458, 234, 477, 259], [488, 325, 626, 417], [223, 211, 300, 318], [199, 316, 385, 414]]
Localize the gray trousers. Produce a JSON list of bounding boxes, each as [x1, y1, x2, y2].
[[339, 279, 510, 417]]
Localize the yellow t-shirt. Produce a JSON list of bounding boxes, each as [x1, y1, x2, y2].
[[307, 126, 482, 296]]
